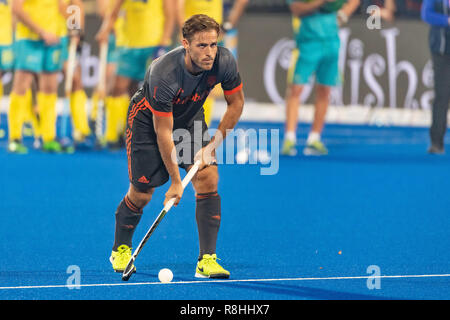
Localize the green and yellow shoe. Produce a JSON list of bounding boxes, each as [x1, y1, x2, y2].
[[303, 140, 328, 156], [42, 140, 63, 153], [110, 245, 136, 274], [281, 139, 297, 156], [195, 254, 230, 279], [8, 140, 28, 154]]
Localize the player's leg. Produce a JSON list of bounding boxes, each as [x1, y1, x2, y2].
[[281, 43, 316, 156], [429, 53, 450, 154], [90, 63, 116, 125], [105, 74, 130, 148], [282, 83, 303, 156], [38, 71, 61, 152], [69, 64, 92, 143], [28, 75, 42, 147], [0, 44, 15, 140], [311, 85, 331, 134], [7, 70, 34, 153], [179, 115, 229, 278], [105, 46, 148, 149], [7, 39, 43, 153], [110, 98, 169, 272], [113, 184, 154, 250], [303, 84, 331, 156], [90, 34, 118, 142], [0, 44, 14, 102], [38, 41, 64, 152], [0, 71, 3, 101], [0, 69, 2, 139], [191, 165, 221, 257], [189, 165, 229, 279], [303, 38, 339, 156], [110, 183, 155, 273], [60, 36, 91, 146]]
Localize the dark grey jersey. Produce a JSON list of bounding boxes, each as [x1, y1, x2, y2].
[[131, 46, 242, 129]]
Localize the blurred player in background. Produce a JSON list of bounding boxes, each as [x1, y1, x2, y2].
[[96, 0, 176, 150], [59, 0, 93, 149], [176, 0, 248, 126], [8, 0, 65, 154], [421, 0, 450, 154], [281, 0, 360, 156], [89, 0, 123, 145], [0, 0, 14, 116]]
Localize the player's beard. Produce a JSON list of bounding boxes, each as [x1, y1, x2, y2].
[[190, 53, 214, 73], [190, 57, 204, 74]]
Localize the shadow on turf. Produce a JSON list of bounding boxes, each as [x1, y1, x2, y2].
[[132, 271, 402, 300], [212, 280, 402, 300]]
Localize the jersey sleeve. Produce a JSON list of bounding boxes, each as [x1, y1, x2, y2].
[[219, 48, 243, 95], [147, 77, 176, 117]]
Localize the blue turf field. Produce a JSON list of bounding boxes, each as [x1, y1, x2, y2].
[[0, 117, 449, 300]]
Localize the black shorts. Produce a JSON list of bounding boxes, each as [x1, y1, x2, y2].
[[126, 98, 211, 192]]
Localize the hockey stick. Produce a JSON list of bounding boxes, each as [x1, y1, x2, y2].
[[95, 41, 108, 145], [122, 160, 202, 281], [60, 37, 78, 147]]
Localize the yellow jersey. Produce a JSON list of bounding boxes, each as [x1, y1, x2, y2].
[[0, 0, 13, 45], [184, 0, 223, 25], [120, 0, 165, 48], [16, 0, 61, 41], [58, 0, 70, 37]]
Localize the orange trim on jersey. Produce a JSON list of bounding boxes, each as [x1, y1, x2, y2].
[[143, 98, 172, 118], [223, 83, 243, 95]]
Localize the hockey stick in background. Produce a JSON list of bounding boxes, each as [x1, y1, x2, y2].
[[60, 37, 78, 149], [95, 41, 108, 146]]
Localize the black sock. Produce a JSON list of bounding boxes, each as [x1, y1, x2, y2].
[[196, 191, 221, 260], [113, 196, 143, 251]]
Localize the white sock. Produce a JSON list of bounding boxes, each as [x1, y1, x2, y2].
[[285, 131, 296, 143], [306, 131, 321, 145]]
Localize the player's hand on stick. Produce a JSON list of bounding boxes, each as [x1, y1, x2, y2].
[[96, 29, 109, 44], [194, 145, 217, 171], [68, 29, 82, 46], [337, 10, 348, 26], [164, 181, 184, 207]]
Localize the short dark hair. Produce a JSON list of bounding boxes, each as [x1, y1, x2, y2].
[[182, 14, 220, 42]]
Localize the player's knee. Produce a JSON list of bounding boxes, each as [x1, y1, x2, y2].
[[316, 84, 331, 96], [194, 167, 219, 193], [72, 70, 83, 92], [286, 84, 303, 99], [12, 71, 33, 95], [39, 74, 59, 94], [128, 185, 154, 209]]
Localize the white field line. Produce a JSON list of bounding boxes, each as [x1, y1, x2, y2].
[[0, 273, 449, 290]]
